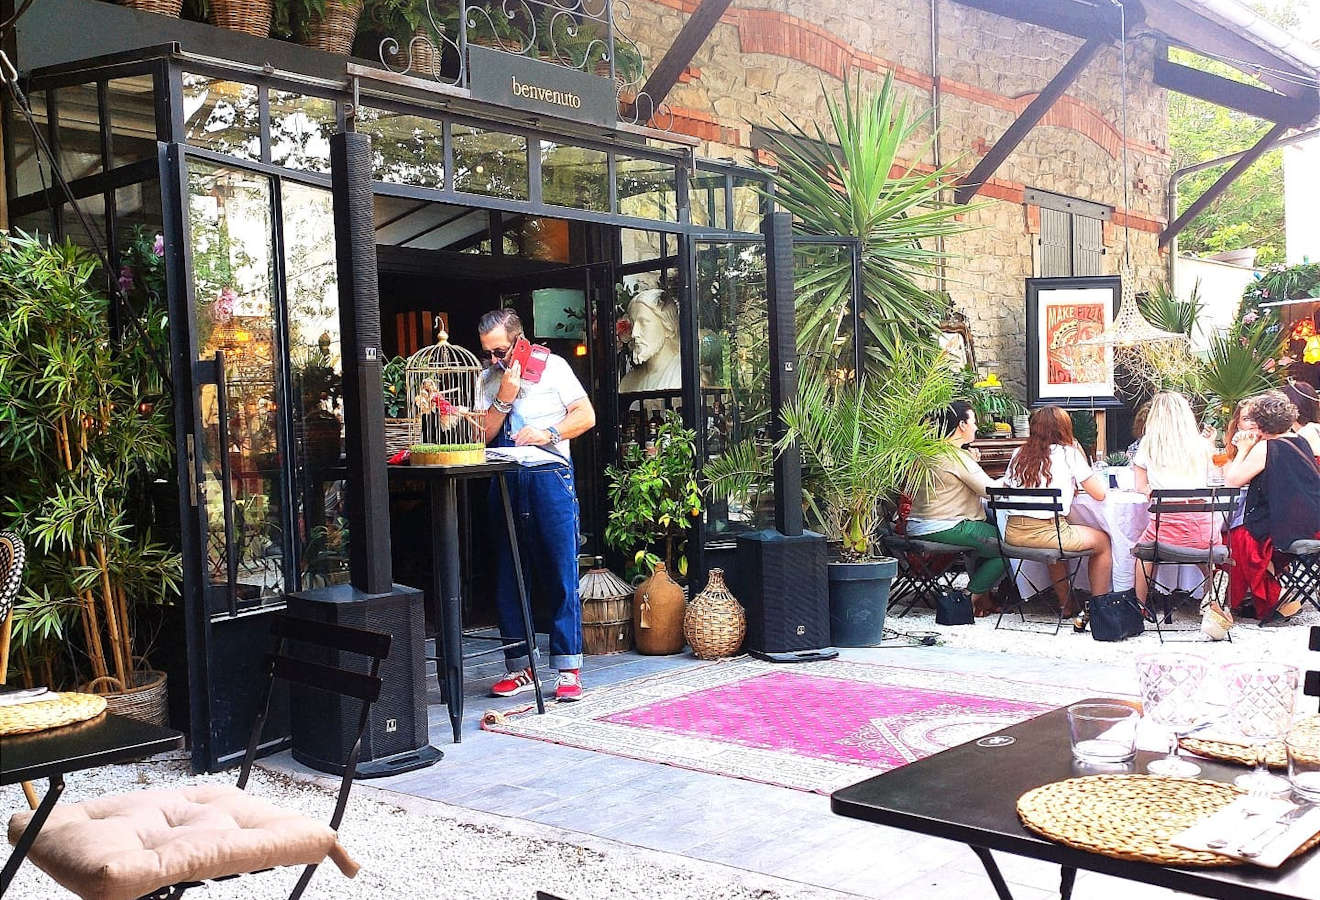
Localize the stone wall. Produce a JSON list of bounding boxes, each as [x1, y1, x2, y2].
[[623, 0, 1171, 394]]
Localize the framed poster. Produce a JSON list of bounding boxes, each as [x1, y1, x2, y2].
[[1026, 276, 1122, 407]]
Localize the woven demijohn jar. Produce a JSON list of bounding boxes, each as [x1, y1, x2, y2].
[[683, 569, 745, 659], [633, 563, 686, 655], [579, 567, 634, 655]]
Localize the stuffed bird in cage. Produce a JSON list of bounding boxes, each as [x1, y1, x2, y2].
[[405, 329, 487, 465]]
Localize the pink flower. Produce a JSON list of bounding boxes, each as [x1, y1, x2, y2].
[[117, 265, 134, 293], [212, 287, 236, 323], [1264, 358, 1276, 372], [1243, 311, 1259, 325], [616, 319, 632, 341], [1278, 355, 1295, 367], [152, 234, 164, 257]]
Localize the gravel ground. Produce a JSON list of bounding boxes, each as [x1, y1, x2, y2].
[[5, 756, 849, 900]]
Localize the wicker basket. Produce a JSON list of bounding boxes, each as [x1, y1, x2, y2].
[[299, 0, 364, 54], [386, 27, 440, 78], [119, 0, 183, 15], [210, 0, 272, 37], [580, 567, 633, 655], [683, 569, 745, 659], [385, 418, 413, 456], [85, 669, 169, 727]]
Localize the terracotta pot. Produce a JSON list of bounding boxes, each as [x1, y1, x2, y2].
[[633, 562, 686, 655]]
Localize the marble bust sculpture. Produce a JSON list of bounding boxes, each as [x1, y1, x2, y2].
[[619, 289, 681, 393]]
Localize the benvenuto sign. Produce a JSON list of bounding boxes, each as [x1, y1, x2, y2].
[[468, 45, 615, 128]]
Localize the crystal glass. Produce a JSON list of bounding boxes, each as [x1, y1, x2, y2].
[[1225, 662, 1299, 795], [1137, 653, 1209, 777]]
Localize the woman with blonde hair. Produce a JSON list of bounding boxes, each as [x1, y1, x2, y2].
[[1131, 392, 1220, 608]]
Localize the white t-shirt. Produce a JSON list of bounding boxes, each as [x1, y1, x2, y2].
[[476, 354, 588, 465], [1003, 444, 1094, 518], [1130, 446, 1208, 491]]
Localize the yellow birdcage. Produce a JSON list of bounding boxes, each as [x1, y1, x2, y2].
[[404, 328, 486, 465]]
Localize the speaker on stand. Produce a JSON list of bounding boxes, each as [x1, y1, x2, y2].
[[284, 130, 441, 778]]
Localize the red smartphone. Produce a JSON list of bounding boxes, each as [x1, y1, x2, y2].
[[522, 343, 551, 384], [506, 336, 532, 372]]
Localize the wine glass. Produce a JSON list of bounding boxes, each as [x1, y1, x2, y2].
[[1136, 653, 1208, 777], [1224, 662, 1299, 795]]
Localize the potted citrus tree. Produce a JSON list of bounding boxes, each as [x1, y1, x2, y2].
[[779, 347, 953, 646]]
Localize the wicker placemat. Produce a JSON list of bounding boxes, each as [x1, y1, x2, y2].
[[1179, 716, 1320, 770], [0, 692, 107, 736], [1018, 774, 1320, 867]]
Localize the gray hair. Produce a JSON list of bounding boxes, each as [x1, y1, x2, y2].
[[477, 309, 523, 341]]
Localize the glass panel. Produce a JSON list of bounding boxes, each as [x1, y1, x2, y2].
[[187, 162, 286, 611], [793, 243, 857, 387], [619, 228, 665, 265], [282, 181, 349, 588], [269, 91, 337, 173], [452, 124, 527, 199], [8, 89, 48, 198], [697, 242, 770, 536], [114, 180, 165, 309], [731, 175, 764, 233], [616, 155, 677, 221], [107, 75, 157, 167], [181, 74, 260, 161], [53, 83, 102, 181], [689, 169, 726, 230], [355, 106, 444, 186], [540, 141, 608, 211]]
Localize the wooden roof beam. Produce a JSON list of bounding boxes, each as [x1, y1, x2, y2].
[[1155, 54, 1320, 125], [954, 36, 1107, 205], [634, 0, 734, 121], [951, 0, 1129, 41]]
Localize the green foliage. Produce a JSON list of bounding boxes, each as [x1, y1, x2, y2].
[[779, 347, 954, 558], [1139, 280, 1204, 339], [604, 411, 702, 578], [1069, 410, 1098, 453], [764, 72, 977, 378], [1200, 316, 1286, 424], [1241, 261, 1320, 318], [409, 443, 483, 452], [952, 368, 1026, 434], [1105, 452, 1132, 467], [0, 232, 180, 686], [383, 356, 409, 417]]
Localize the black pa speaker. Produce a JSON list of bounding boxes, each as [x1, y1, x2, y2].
[[286, 584, 442, 778], [733, 530, 837, 662]]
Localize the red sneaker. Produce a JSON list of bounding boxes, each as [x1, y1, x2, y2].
[[555, 669, 583, 702], [490, 667, 537, 698]]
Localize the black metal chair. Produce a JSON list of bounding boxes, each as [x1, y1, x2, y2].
[[1304, 626, 1320, 714], [1131, 488, 1240, 643], [879, 530, 966, 618], [13, 614, 388, 900], [986, 487, 1095, 635], [1279, 539, 1320, 615]]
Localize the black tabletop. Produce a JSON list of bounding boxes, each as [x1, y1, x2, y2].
[[0, 713, 183, 784], [831, 699, 1320, 900], [388, 460, 517, 480]]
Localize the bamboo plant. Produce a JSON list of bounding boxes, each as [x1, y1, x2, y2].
[[0, 232, 180, 689]]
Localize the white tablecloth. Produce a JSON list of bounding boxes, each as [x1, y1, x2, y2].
[[1009, 491, 1210, 597]]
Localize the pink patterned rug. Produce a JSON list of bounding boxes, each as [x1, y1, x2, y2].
[[483, 658, 1088, 793]]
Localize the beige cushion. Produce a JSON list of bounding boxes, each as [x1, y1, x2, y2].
[[7, 784, 358, 900]]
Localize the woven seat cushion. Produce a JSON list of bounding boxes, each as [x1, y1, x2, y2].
[[1132, 542, 1229, 565], [7, 784, 358, 900]]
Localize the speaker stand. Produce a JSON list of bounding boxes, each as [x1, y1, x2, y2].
[[353, 745, 444, 779], [749, 649, 839, 664]]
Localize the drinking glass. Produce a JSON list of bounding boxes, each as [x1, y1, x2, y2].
[[1225, 662, 1299, 795], [1286, 730, 1320, 801], [1067, 702, 1139, 765], [1137, 653, 1208, 777]]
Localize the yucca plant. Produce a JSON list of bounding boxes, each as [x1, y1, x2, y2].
[[764, 71, 977, 379], [1139, 280, 1204, 339], [778, 347, 954, 559]]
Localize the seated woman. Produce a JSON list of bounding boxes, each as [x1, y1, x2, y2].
[[1282, 379, 1320, 459], [906, 401, 1007, 616], [1001, 406, 1112, 616], [1130, 392, 1221, 609], [1224, 390, 1320, 621]]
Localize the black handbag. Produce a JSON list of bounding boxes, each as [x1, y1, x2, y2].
[[1088, 589, 1144, 642], [936, 588, 975, 626]]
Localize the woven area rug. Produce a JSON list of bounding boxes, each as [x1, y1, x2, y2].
[[483, 658, 1090, 793]]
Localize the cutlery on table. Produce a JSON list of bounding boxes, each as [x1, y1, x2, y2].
[[1236, 804, 1317, 858]]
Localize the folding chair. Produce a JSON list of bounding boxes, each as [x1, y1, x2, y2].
[[8, 614, 385, 900], [1131, 488, 1239, 644], [986, 487, 1095, 635], [878, 530, 965, 618], [1279, 539, 1320, 614], [1305, 626, 1320, 714]]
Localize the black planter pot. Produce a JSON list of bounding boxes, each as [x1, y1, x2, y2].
[[827, 557, 898, 647]]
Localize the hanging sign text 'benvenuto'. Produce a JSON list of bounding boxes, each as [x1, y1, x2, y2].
[[468, 46, 615, 127]]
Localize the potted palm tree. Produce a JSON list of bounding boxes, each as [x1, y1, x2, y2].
[[778, 348, 954, 646]]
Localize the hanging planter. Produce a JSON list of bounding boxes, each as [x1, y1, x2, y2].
[[119, 0, 184, 16], [298, 0, 364, 54], [210, 0, 273, 37]]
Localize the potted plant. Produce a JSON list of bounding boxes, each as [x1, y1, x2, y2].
[[187, 0, 274, 36], [369, 0, 453, 75], [382, 355, 412, 455], [779, 348, 954, 647], [273, 0, 365, 53], [118, 0, 184, 17], [0, 232, 181, 721], [954, 368, 1026, 437]]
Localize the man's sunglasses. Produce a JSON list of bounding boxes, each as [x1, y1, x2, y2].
[[487, 346, 511, 361]]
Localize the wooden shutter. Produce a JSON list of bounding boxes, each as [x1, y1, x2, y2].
[[1072, 215, 1105, 276], [1038, 207, 1072, 276]]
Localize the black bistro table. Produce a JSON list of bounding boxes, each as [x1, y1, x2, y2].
[[389, 460, 545, 743], [831, 699, 1320, 900], [1, 711, 183, 895]]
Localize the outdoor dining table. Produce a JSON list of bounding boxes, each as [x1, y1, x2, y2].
[[1011, 490, 1210, 597], [1, 709, 183, 896], [831, 699, 1320, 900]]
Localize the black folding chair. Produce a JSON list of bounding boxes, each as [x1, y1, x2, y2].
[[14, 614, 389, 900], [1279, 539, 1320, 615], [1305, 626, 1320, 714], [1132, 488, 1240, 643], [879, 530, 965, 618], [986, 487, 1095, 635]]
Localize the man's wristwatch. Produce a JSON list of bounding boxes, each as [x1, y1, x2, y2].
[[545, 426, 562, 445], [493, 397, 514, 414]]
